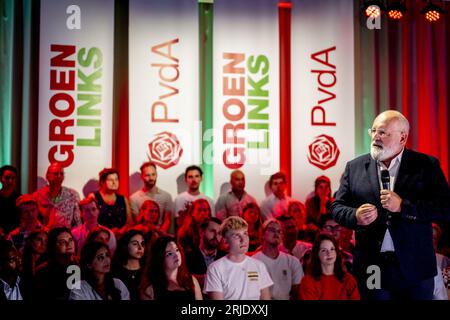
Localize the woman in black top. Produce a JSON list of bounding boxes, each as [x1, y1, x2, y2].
[[90, 168, 133, 232], [140, 235, 202, 300], [112, 229, 146, 300]]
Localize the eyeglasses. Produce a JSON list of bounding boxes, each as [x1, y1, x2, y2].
[[367, 128, 403, 138]]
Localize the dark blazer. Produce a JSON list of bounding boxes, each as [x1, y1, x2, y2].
[[331, 149, 450, 285]]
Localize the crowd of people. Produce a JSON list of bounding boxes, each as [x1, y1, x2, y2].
[[1, 110, 450, 301]]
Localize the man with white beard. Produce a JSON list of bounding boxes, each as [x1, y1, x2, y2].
[[331, 110, 450, 300]]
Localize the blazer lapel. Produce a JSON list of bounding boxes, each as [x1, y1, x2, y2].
[[365, 155, 381, 202], [394, 148, 411, 193]]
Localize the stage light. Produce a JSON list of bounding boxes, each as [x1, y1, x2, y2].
[[421, 2, 445, 22], [387, 2, 407, 20], [363, 0, 385, 18]]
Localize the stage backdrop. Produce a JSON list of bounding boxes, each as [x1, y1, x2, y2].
[[213, 0, 280, 202], [291, 0, 355, 202], [128, 0, 200, 196], [37, 0, 114, 195]]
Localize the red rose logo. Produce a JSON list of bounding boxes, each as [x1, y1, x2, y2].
[[307, 134, 340, 170], [148, 132, 183, 169]]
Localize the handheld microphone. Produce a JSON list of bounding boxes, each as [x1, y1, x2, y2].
[[381, 169, 390, 190]]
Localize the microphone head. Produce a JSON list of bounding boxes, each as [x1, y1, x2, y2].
[[381, 169, 390, 190], [381, 170, 390, 183]]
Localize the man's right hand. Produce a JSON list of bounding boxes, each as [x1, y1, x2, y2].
[[355, 203, 378, 225]]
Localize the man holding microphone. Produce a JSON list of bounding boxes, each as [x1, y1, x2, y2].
[[331, 110, 450, 300]]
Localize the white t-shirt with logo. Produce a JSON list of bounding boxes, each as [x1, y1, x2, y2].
[[204, 256, 273, 300], [253, 251, 304, 300]]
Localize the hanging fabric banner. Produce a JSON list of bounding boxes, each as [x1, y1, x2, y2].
[[291, 0, 355, 202], [38, 0, 114, 196], [128, 0, 200, 196], [213, 0, 280, 203]]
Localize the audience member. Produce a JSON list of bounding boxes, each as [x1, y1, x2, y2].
[[32, 227, 78, 300], [140, 235, 202, 300], [174, 165, 215, 227], [69, 241, 130, 300], [32, 163, 81, 228], [204, 216, 273, 300], [177, 199, 212, 256], [20, 229, 48, 299], [185, 217, 226, 289], [260, 172, 292, 220], [299, 233, 359, 300], [7, 195, 47, 253], [90, 168, 133, 233], [71, 197, 116, 256], [241, 202, 262, 253], [215, 170, 256, 220], [0, 240, 23, 300], [305, 175, 334, 233], [130, 162, 173, 234], [277, 215, 312, 268], [0, 165, 21, 235], [112, 229, 146, 301], [253, 219, 304, 300]]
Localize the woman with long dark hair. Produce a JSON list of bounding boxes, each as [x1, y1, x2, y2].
[[20, 229, 48, 299], [69, 241, 129, 300], [299, 233, 359, 300], [140, 235, 202, 300], [241, 202, 262, 253], [177, 199, 211, 255], [112, 229, 145, 300]]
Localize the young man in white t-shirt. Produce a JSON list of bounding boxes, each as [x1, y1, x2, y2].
[[204, 216, 273, 300], [253, 219, 304, 300]]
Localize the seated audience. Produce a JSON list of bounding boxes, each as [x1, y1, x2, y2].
[[241, 202, 262, 253], [89, 168, 133, 233], [215, 170, 256, 220], [177, 199, 211, 255], [305, 175, 334, 233], [133, 199, 165, 241], [184, 217, 226, 289], [130, 162, 173, 234], [32, 162, 81, 228], [253, 219, 304, 300], [286, 200, 312, 242], [0, 240, 23, 300], [32, 227, 78, 300], [8, 195, 47, 253], [20, 229, 48, 299], [0, 165, 21, 235], [71, 198, 116, 256], [112, 229, 146, 301], [140, 235, 202, 300], [277, 215, 312, 268], [204, 216, 273, 300], [299, 233, 359, 300], [260, 172, 292, 220], [69, 241, 130, 300]]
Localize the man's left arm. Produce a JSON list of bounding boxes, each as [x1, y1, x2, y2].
[[383, 157, 450, 222]]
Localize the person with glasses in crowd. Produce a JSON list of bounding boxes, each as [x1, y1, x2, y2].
[[253, 219, 304, 300]]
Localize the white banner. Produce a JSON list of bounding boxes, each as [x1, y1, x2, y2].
[[291, 0, 355, 202], [129, 0, 200, 196], [213, 0, 280, 203], [38, 0, 114, 196]]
